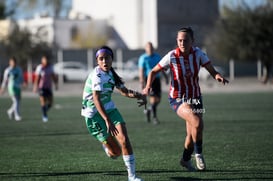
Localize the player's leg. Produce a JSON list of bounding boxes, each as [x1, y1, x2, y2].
[[192, 98, 206, 171], [177, 103, 202, 143], [115, 123, 133, 155], [115, 123, 142, 181], [102, 136, 122, 158], [7, 96, 16, 120], [13, 94, 22, 121], [46, 89, 53, 111], [39, 94, 48, 122], [180, 121, 195, 171], [149, 96, 160, 124], [177, 103, 205, 170], [149, 78, 161, 124], [85, 115, 121, 158]]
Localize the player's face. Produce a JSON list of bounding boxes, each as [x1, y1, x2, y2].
[[41, 56, 48, 67], [9, 59, 15, 67], [145, 43, 153, 56], [97, 52, 113, 72], [177, 32, 193, 55]]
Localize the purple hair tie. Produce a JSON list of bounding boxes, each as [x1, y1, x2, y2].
[[95, 48, 113, 58]]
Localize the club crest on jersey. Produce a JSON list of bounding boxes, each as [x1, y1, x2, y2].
[[97, 73, 101, 77], [108, 78, 115, 86]]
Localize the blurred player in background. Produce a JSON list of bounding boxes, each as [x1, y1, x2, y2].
[[0, 57, 23, 121], [143, 27, 229, 171], [81, 46, 146, 181], [138, 42, 168, 124], [33, 55, 58, 122]]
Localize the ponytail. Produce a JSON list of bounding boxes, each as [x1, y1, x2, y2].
[[110, 67, 124, 87]]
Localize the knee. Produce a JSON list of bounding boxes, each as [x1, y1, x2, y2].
[[108, 146, 122, 157], [112, 148, 122, 157]]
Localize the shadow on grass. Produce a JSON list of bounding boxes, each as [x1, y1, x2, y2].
[[170, 169, 273, 181], [0, 131, 87, 138], [1, 169, 273, 180], [0, 171, 125, 178]]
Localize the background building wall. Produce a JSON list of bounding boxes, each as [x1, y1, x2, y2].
[[157, 0, 219, 49]]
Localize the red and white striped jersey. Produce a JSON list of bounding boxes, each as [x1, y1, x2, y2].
[[158, 47, 210, 99]]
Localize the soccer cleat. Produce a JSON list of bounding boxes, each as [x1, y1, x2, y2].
[[180, 158, 196, 172], [195, 154, 206, 171], [15, 116, 22, 121], [128, 176, 143, 181], [7, 110, 13, 120], [153, 117, 160, 125], [102, 144, 111, 157], [143, 109, 151, 123], [42, 116, 48, 122]]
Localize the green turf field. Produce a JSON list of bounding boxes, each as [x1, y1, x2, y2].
[[0, 92, 273, 181]]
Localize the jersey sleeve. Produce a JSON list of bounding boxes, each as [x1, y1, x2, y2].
[[91, 70, 103, 91], [138, 55, 145, 68], [200, 51, 210, 67], [35, 65, 42, 75], [158, 51, 171, 70]]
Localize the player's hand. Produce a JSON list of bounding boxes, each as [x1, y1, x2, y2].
[[215, 74, 229, 85], [142, 87, 151, 96], [0, 88, 4, 95], [105, 119, 119, 136], [137, 95, 147, 107], [33, 86, 37, 93]]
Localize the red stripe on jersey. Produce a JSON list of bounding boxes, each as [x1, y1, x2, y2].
[[173, 51, 183, 98], [169, 47, 204, 99], [184, 58, 193, 98], [192, 52, 200, 97]]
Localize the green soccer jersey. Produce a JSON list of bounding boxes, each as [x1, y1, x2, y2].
[[1, 66, 23, 96], [81, 66, 123, 118]]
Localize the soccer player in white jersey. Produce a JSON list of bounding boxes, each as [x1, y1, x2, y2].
[[0, 57, 23, 121], [143, 27, 229, 171], [81, 46, 146, 181]]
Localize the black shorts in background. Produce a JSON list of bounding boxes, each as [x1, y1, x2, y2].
[[147, 77, 161, 97], [39, 88, 53, 97]]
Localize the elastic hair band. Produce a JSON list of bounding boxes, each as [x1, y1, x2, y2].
[[95, 48, 113, 58]]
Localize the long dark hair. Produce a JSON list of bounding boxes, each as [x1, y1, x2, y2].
[[96, 46, 124, 86]]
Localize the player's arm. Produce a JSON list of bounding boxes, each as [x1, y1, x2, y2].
[[204, 63, 229, 85], [93, 90, 119, 136], [32, 73, 41, 93], [0, 69, 9, 95], [143, 64, 162, 95], [51, 73, 58, 90], [161, 69, 169, 85], [117, 86, 147, 107], [139, 67, 145, 89]]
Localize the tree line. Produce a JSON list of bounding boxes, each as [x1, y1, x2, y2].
[[0, 0, 272, 82]]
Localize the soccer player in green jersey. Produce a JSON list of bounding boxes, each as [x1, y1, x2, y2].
[[0, 57, 23, 121], [81, 46, 146, 181]]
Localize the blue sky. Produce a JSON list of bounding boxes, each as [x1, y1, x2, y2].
[[219, 0, 266, 9]]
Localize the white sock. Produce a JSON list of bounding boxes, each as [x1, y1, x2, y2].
[[123, 154, 136, 178]]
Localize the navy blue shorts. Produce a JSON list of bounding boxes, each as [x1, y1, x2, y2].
[[169, 96, 204, 113], [39, 88, 53, 98]]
